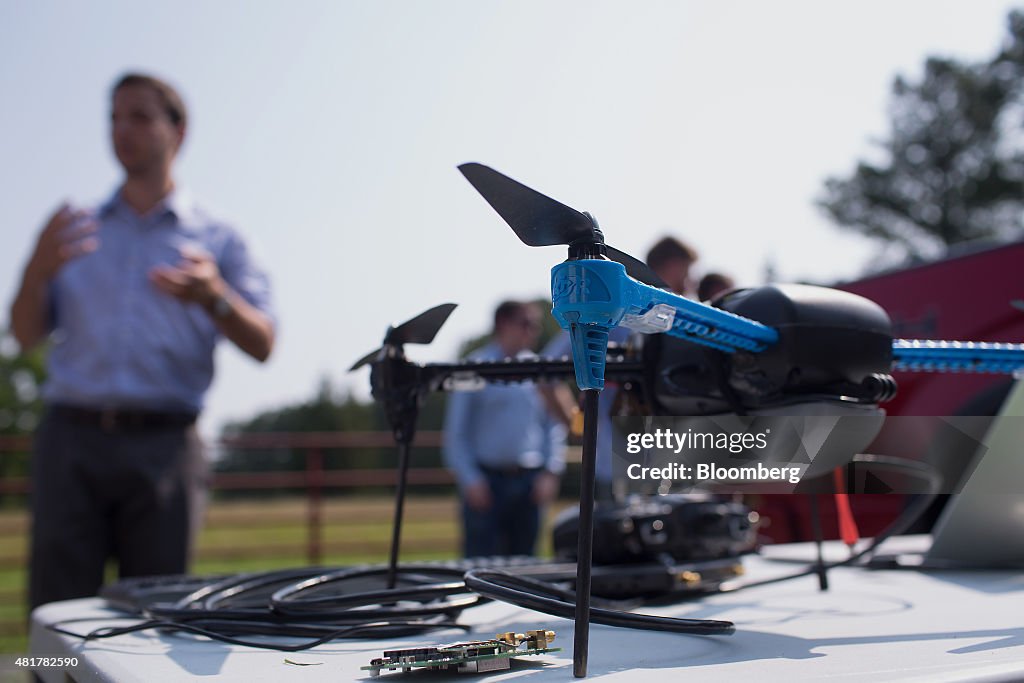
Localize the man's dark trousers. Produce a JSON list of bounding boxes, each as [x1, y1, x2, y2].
[[29, 406, 208, 609], [462, 467, 542, 558]]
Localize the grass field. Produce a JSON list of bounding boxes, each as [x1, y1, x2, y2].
[[0, 495, 565, 654]]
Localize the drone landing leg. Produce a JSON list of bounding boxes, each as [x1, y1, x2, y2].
[[573, 389, 601, 678], [386, 440, 412, 590], [809, 494, 829, 591]]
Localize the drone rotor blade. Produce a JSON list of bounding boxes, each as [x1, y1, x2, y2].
[[349, 348, 381, 372], [349, 303, 459, 371], [392, 303, 458, 345], [458, 163, 594, 246], [606, 246, 670, 290]]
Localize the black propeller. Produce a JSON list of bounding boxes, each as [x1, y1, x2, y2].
[[457, 162, 593, 246], [606, 246, 669, 291], [349, 303, 458, 371], [348, 301, 457, 590], [458, 163, 669, 290]]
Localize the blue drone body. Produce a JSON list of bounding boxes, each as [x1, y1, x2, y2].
[[550, 258, 777, 390], [549, 251, 1024, 392]]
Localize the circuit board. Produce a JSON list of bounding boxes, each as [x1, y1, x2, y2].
[[362, 629, 560, 677]]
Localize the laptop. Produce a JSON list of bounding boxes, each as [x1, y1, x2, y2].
[[922, 377, 1024, 567]]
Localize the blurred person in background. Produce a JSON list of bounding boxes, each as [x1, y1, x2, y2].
[[697, 272, 736, 302], [443, 300, 566, 557], [645, 236, 699, 299], [9, 73, 276, 610]]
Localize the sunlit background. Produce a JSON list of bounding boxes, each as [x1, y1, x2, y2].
[[2, 0, 1020, 435]]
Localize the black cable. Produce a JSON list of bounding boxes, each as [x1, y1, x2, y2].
[[48, 618, 467, 652], [53, 564, 484, 651], [463, 569, 734, 636], [145, 565, 482, 643], [147, 567, 327, 621], [82, 560, 548, 653], [143, 564, 480, 622], [270, 565, 486, 618]]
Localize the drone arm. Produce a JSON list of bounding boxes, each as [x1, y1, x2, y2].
[[419, 357, 645, 393], [892, 339, 1024, 374], [642, 284, 777, 353], [551, 259, 779, 390]]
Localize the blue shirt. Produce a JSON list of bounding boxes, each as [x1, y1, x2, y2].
[[43, 189, 273, 412], [543, 326, 631, 484], [443, 342, 566, 490]]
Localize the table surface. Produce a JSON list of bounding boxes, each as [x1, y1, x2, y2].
[[25, 536, 1024, 683]]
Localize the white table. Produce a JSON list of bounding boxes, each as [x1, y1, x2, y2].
[[25, 537, 1024, 682]]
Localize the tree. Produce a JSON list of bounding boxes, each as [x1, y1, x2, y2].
[[819, 11, 1024, 259], [0, 330, 47, 503], [219, 377, 385, 474], [216, 376, 448, 488], [0, 332, 45, 434]]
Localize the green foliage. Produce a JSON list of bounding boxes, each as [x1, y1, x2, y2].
[[224, 377, 382, 435], [216, 377, 448, 487], [0, 331, 46, 501], [819, 10, 1024, 258], [0, 331, 45, 435]]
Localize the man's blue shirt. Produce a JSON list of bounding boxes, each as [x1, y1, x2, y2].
[[43, 189, 273, 412], [443, 342, 566, 490]]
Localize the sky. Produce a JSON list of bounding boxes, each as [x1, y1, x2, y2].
[[1, 0, 1020, 436]]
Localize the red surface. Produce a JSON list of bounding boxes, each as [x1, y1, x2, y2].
[[842, 241, 1024, 418], [758, 241, 1024, 543]]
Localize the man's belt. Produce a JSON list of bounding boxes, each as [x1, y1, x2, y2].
[[479, 464, 544, 477], [51, 404, 198, 432]]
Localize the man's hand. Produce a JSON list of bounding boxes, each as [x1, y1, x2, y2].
[[464, 480, 493, 511], [10, 204, 99, 351], [150, 244, 274, 362], [149, 245, 226, 309], [26, 204, 99, 283], [532, 470, 561, 505]]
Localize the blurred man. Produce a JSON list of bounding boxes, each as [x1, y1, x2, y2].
[[698, 272, 736, 302], [443, 301, 566, 557], [9, 73, 275, 609], [646, 236, 699, 298]]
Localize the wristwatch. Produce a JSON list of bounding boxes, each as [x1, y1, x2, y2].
[[209, 293, 233, 320]]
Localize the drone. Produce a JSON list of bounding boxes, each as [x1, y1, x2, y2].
[[353, 163, 1024, 678]]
